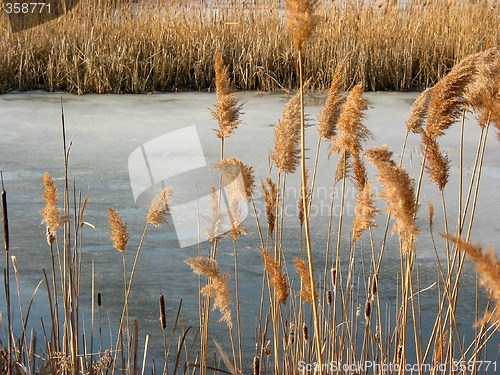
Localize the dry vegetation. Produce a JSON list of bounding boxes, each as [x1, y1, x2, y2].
[[1, 1, 500, 374], [0, 0, 499, 94]]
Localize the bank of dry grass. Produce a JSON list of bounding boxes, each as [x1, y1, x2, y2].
[[0, 0, 499, 94]]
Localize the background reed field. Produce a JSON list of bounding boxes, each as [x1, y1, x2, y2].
[[0, 0, 499, 94]]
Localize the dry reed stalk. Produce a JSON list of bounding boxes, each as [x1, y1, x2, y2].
[[420, 130, 450, 191], [293, 257, 315, 303], [298, 167, 310, 226], [261, 247, 289, 304], [317, 60, 346, 140], [41, 172, 64, 238], [352, 182, 379, 242], [214, 157, 255, 202], [442, 235, 500, 324], [146, 187, 172, 226], [406, 87, 433, 133], [365, 145, 419, 254], [211, 50, 242, 140], [271, 91, 302, 174], [107, 207, 129, 253], [185, 256, 232, 329], [261, 178, 278, 235]]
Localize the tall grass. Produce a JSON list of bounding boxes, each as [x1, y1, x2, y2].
[[1, 1, 500, 374], [0, 0, 499, 94]]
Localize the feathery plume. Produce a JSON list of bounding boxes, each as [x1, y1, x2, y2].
[[41, 172, 64, 235], [285, 0, 319, 51], [211, 50, 242, 140], [352, 182, 379, 242], [426, 53, 477, 139], [261, 248, 289, 304], [185, 256, 232, 328], [442, 235, 500, 324], [108, 207, 129, 253], [204, 185, 227, 242], [147, 187, 172, 226], [214, 157, 255, 202], [294, 257, 316, 303], [406, 87, 433, 133], [271, 91, 302, 174], [421, 131, 450, 191], [261, 178, 278, 235], [318, 61, 346, 140], [365, 145, 419, 253]]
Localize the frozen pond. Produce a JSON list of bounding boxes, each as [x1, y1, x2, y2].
[[0, 91, 499, 371]]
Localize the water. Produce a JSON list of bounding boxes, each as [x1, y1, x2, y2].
[[0, 91, 499, 372]]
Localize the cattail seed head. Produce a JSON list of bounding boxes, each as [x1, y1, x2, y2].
[[365, 300, 372, 319], [159, 294, 166, 330], [429, 202, 434, 229], [371, 274, 378, 296], [302, 323, 308, 342], [253, 356, 259, 375], [97, 292, 101, 307], [326, 290, 332, 305], [331, 267, 337, 286]]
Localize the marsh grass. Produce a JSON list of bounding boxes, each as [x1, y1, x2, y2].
[[1, 2, 500, 374], [0, 0, 499, 94]]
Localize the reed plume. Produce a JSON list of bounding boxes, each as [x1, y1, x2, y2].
[[261, 178, 278, 235], [108, 207, 129, 253], [421, 131, 450, 191], [365, 145, 419, 253], [211, 50, 242, 140], [318, 61, 346, 140], [261, 248, 289, 304], [426, 53, 477, 139], [352, 182, 379, 242], [185, 256, 232, 328], [406, 87, 433, 133], [41, 172, 64, 236], [442, 235, 500, 324], [271, 91, 302, 174], [214, 157, 255, 202], [294, 257, 316, 303], [285, 0, 319, 51], [147, 187, 172, 226], [205, 185, 227, 242]]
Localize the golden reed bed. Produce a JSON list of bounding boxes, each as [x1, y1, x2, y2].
[[0, 0, 499, 94]]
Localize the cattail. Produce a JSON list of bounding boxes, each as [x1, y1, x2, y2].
[[302, 323, 308, 342], [211, 50, 242, 140], [429, 202, 434, 229], [294, 257, 316, 303], [318, 60, 346, 140], [253, 356, 259, 375], [214, 157, 255, 202], [365, 300, 372, 319], [159, 294, 166, 330], [41, 172, 64, 234], [331, 267, 337, 286], [288, 323, 295, 345], [285, 0, 319, 51], [326, 290, 332, 306], [352, 182, 379, 242], [1, 171, 8, 251], [365, 145, 419, 254], [442, 235, 500, 324], [185, 256, 232, 328], [298, 167, 310, 226], [147, 187, 172, 226], [107, 207, 129, 253], [271, 91, 302, 174], [261, 178, 278, 235], [97, 292, 102, 307], [406, 87, 433, 133], [261, 248, 289, 304], [421, 131, 450, 191], [371, 274, 378, 296]]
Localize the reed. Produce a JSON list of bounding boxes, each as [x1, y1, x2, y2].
[[1, 0, 499, 94]]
